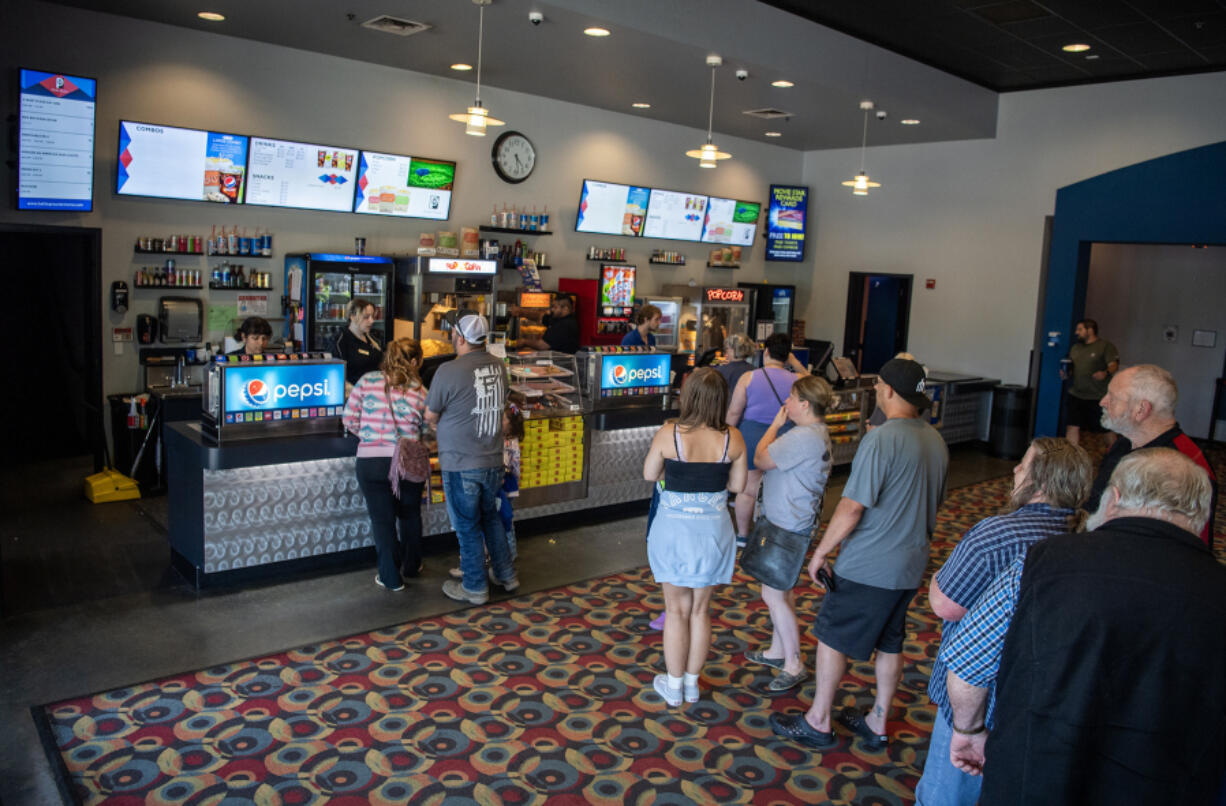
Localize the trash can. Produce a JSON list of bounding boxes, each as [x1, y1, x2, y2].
[[990, 384, 1032, 460], [107, 393, 159, 490]]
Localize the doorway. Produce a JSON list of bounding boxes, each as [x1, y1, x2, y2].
[[0, 225, 103, 465], [843, 272, 913, 374]]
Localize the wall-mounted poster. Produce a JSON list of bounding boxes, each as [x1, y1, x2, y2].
[[766, 184, 808, 262]]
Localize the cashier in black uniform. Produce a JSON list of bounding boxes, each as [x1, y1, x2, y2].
[[333, 299, 384, 387], [621, 304, 661, 348], [229, 316, 272, 356], [517, 293, 580, 354]]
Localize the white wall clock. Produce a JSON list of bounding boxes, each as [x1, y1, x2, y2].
[[492, 131, 536, 184]]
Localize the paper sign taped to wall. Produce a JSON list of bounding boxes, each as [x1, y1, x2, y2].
[[207, 304, 238, 336], [237, 295, 268, 315]]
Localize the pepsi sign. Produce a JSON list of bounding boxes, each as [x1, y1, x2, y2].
[[223, 362, 345, 414], [600, 353, 671, 391]]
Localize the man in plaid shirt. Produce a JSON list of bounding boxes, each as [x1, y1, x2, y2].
[[916, 438, 1090, 806]]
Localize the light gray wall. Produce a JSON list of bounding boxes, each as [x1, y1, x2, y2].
[[1086, 243, 1226, 440], [0, 1, 803, 403], [798, 72, 1226, 385]]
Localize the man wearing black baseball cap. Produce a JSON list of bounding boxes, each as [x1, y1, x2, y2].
[[772, 357, 948, 751]]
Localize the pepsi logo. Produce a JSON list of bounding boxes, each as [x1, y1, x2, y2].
[[243, 379, 271, 406], [612, 365, 629, 385]]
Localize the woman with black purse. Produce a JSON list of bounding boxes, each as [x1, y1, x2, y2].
[[741, 374, 834, 691], [342, 338, 429, 592]]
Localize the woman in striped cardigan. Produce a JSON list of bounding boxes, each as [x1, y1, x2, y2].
[[343, 338, 429, 591]]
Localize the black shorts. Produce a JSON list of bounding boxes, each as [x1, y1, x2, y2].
[[813, 573, 916, 661], [1066, 394, 1106, 431]]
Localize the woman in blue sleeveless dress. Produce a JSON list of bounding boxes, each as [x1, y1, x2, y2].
[[643, 368, 747, 706]]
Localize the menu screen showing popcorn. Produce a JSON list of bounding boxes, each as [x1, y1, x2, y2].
[[245, 137, 357, 212], [116, 121, 247, 204], [353, 151, 454, 220]]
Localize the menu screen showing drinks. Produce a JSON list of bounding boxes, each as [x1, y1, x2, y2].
[[245, 137, 358, 212], [354, 152, 455, 220], [18, 69, 96, 211], [701, 198, 760, 245], [576, 180, 649, 236], [599, 264, 635, 321], [766, 184, 808, 262], [643, 189, 707, 241], [116, 120, 248, 204]]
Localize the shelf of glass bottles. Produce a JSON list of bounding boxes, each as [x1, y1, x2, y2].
[[134, 267, 203, 288], [586, 246, 627, 261], [650, 250, 686, 265], [479, 225, 553, 236]]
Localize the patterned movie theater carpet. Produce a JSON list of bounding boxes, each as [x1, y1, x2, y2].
[[35, 460, 1226, 804]]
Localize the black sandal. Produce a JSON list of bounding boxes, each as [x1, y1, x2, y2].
[[769, 712, 838, 749], [838, 708, 888, 750]]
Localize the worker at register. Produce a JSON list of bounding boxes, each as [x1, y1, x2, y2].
[[228, 316, 272, 356], [622, 304, 661, 348], [517, 293, 580, 354], [334, 299, 384, 388]]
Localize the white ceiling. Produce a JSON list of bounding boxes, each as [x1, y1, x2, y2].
[[47, 0, 1001, 151]]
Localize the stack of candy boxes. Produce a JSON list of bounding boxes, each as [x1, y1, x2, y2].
[[520, 416, 584, 489]]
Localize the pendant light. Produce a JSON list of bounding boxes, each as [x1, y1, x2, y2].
[[842, 100, 881, 195], [686, 55, 731, 168], [449, 0, 504, 136]]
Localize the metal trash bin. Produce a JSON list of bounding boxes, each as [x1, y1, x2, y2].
[[990, 384, 1032, 460]]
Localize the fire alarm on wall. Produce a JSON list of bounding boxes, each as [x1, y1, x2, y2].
[[925, 278, 936, 289]]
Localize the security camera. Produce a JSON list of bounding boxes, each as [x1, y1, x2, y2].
[[875, 109, 888, 120], [735, 69, 749, 81], [528, 11, 543, 25]]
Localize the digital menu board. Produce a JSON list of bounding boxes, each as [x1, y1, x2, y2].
[[116, 121, 248, 204], [576, 180, 649, 236], [245, 137, 358, 212], [702, 198, 760, 245], [643, 189, 707, 241], [766, 184, 808, 262], [354, 151, 455, 220], [18, 68, 96, 211]]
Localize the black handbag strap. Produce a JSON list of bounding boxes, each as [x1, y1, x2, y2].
[[760, 368, 786, 406]]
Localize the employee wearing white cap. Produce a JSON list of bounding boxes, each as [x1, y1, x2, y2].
[[425, 310, 517, 604]]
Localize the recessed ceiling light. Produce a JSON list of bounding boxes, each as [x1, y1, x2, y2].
[[450, 63, 473, 71], [197, 11, 225, 21], [1062, 43, 1091, 52], [771, 80, 794, 88], [584, 27, 610, 37], [900, 118, 920, 125], [764, 131, 782, 137], [632, 102, 651, 109]]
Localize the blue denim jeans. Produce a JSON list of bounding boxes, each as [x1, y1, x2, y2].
[[914, 712, 983, 806], [442, 467, 514, 593]]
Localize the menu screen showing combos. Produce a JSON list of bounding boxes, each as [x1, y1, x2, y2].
[[18, 69, 96, 211], [116, 121, 248, 203], [222, 362, 346, 422], [577, 180, 649, 236]]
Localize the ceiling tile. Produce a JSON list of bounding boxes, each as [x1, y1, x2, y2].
[[1162, 13, 1226, 49], [1123, 0, 1224, 21], [1137, 50, 1210, 69], [1095, 21, 1186, 53], [1039, 0, 1145, 29], [972, 1, 1052, 25]]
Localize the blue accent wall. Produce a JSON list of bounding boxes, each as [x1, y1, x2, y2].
[[1034, 140, 1226, 437]]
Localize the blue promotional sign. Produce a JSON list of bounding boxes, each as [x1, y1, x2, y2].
[[766, 185, 808, 262], [223, 362, 345, 415], [18, 68, 97, 211], [600, 353, 671, 392]]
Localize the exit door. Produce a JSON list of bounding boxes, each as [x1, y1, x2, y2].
[[843, 273, 913, 374]]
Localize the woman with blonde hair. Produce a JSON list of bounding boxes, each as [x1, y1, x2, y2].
[[643, 367, 747, 706], [343, 338, 429, 591]]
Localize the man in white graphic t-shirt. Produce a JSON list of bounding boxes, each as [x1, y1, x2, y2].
[[426, 311, 515, 605]]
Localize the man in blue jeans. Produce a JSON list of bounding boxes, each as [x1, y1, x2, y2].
[[425, 311, 516, 604]]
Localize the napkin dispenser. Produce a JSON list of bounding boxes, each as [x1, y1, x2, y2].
[[158, 296, 203, 344]]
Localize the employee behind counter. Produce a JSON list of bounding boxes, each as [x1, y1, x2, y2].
[[514, 293, 580, 354], [333, 298, 384, 388], [229, 316, 272, 356]]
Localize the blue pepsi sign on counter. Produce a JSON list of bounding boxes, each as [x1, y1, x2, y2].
[[599, 353, 671, 396], [223, 362, 345, 417]]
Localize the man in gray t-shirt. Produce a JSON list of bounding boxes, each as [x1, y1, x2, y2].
[[771, 358, 948, 752], [425, 312, 515, 605]]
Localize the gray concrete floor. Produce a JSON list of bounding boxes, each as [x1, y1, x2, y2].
[[0, 445, 1013, 804]]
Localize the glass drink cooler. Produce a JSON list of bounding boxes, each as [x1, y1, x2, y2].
[[286, 253, 394, 352]]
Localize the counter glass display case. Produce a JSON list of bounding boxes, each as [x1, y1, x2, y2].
[[507, 350, 582, 417]]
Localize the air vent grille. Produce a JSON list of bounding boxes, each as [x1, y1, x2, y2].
[[743, 108, 792, 120], [361, 16, 431, 37]]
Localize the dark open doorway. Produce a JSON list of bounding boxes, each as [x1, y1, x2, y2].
[[0, 224, 103, 466], [842, 272, 913, 374]]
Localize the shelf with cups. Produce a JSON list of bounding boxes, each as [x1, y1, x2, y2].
[[479, 226, 552, 236]]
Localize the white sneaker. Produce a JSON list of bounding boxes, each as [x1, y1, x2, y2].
[[683, 680, 700, 703], [652, 674, 682, 707]]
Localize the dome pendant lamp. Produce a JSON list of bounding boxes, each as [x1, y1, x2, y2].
[[842, 100, 881, 195], [449, 0, 504, 136], [686, 55, 731, 168]]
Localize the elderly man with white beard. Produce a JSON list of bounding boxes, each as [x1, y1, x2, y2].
[[935, 448, 1226, 805]]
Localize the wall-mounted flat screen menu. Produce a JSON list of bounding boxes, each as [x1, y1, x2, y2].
[[354, 152, 455, 220], [766, 184, 808, 262], [116, 121, 248, 204], [643, 189, 707, 241], [576, 180, 649, 236], [18, 68, 96, 211], [245, 137, 358, 212], [701, 198, 760, 245]]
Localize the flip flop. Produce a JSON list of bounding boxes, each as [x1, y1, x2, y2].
[[745, 650, 786, 671], [838, 708, 888, 750], [769, 712, 838, 749]]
